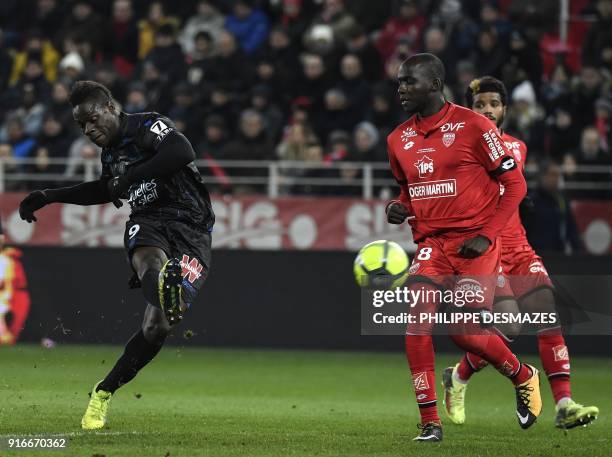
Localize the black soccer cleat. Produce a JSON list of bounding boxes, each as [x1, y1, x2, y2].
[[159, 258, 184, 325], [412, 422, 443, 442]]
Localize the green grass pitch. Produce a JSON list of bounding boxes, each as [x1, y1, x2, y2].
[[0, 344, 609, 457]]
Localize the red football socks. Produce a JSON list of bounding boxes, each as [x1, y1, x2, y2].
[[405, 334, 440, 424], [538, 327, 571, 403]]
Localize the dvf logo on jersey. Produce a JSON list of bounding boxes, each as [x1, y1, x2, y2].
[[414, 155, 434, 178], [440, 122, 465, 132], [413, 372, 430, 391], [180, 254, 203, 283], [442, 132, 455, 147]]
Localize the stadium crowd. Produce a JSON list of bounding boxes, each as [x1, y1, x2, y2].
[[0, 0, 610, 198]]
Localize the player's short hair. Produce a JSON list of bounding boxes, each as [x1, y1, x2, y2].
[[465, 76, 508, 107], [69, 80, 113, 107], [401, 53, 446, 87]]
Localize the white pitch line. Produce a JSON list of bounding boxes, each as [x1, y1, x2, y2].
[[0, 431, 148, 438]]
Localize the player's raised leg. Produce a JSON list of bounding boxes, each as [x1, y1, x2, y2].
[[82, 246, 175, 430], [520, 288, 599, 428]]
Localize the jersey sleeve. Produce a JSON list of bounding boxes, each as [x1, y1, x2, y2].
[[473, 118, 519, 177], [386, 135, 414, 213], [138, 115, 178, 152]]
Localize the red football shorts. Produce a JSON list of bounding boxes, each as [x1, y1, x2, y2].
[[495, 244, 554, 300], [408, 234, 501, 311]]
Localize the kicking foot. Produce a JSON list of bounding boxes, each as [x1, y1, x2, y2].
[[81, 382, 112, 430], [442, 364, 467, 424]]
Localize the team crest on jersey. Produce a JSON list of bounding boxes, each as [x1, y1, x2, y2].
[[442, 132, 455, 147], [414, 155, 434, 178], [413, 372, 430, 391], [553, 345, 569, 361], [180, 254, 203, 283]]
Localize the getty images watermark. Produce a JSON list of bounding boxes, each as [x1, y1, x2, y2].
[[360, 275, 612, 336]]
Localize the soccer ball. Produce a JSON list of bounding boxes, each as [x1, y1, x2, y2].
[[353, 240, 410, 289]]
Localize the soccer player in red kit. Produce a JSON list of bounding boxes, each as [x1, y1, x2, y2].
[[442, 76, 599, 429], [386, 54, 541, 442]]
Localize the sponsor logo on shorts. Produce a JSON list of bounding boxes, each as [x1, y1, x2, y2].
[[416, 393, 428, 400], [529, 262, 548, 274], [562, 363, 571, 370], [408, 179, 456, 200], [180, 254, 203, 283], [413, 372, 430, 391], [408, 262, 420, 274], [553, 345, 569, 361]]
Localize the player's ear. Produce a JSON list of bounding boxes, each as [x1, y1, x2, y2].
[[431, 78, 442, 92]]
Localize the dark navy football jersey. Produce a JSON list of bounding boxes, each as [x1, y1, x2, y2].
[[100, 112, 214, 229]]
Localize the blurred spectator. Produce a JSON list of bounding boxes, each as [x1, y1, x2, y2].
[[423, 26, 457, 83], [325, 130, 351, 162], [296, 54, 330, 116], [524, 160, 583, 254], [0, 143, 21, 190], [338, 54, 370, 117], [501, 29, 543, 93], [124, 82, 148, 114], [64, 136, 101, 178], [545, 107, 581, 160], [49, 80, 75, 132], [34, 0, 64, 39], [345, 0, 391, 33], [103, 0, 139, 78], [276, 122, 319, 161], [259, 26, 301, 90], [471, 26, 506, 80], [145, 24, 187, 84], [60, 0, 105, 56], [352, 121, 384, 162], [568, 126, 612, 193], [595, 97, 612, 152], [202, 83, 241, 132], [479, 2, 511, 42], [5, 84, 46, 141], [570, 65, 605, 131], [367, 82, 401, 138], [222, 109, 273, 161], [198, 115, 228, 159], [452, 60, 477, 105], [505, 80, 545, 151], [0, 30, 13, 94], [271, 0, 311, 46], [249, 84, 284, 143], [186, 31, 216, 87], [314, 88, 359, 144], [376, 0, 425, 62], [541, 62, 573, 112], [168, 83, 203, 142], [304, 0, 357, 46], [138, 1, 180, 59], [93, 63, 127, 106], [9, 31, 59, 88], [32, 111, 75, 178], [345, 25, 383, 83], [205, 30, 252, 93], [180, 0, 225, 55], [58, 52, 85, 81], [582, 0, 612, 66], [2, 117, 37, 163], [139, 59, 172, 113], [225, 0, 270, 55]]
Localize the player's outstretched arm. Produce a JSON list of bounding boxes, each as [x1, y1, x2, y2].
[[19, 179, 113, 223]]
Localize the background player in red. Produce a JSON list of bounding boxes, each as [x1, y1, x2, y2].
[[386, 54, 540, 442], [442, 76, 599, 430]]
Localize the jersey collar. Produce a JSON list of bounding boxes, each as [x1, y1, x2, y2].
[[413, 101, 455, 136]]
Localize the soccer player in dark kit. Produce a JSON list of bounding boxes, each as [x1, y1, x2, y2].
[[18, 81, 215, 429]]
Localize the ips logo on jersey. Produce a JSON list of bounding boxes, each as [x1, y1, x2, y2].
[[414, 156, 434, 178]]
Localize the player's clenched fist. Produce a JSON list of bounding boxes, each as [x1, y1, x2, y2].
[[457, 235, 491, 258], [19, 190, 50, 223], [386, 202, 410, 224]]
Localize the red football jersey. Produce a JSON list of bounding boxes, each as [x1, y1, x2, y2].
[[387, 102, 526, 242], [500, 132, 529, 247]]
